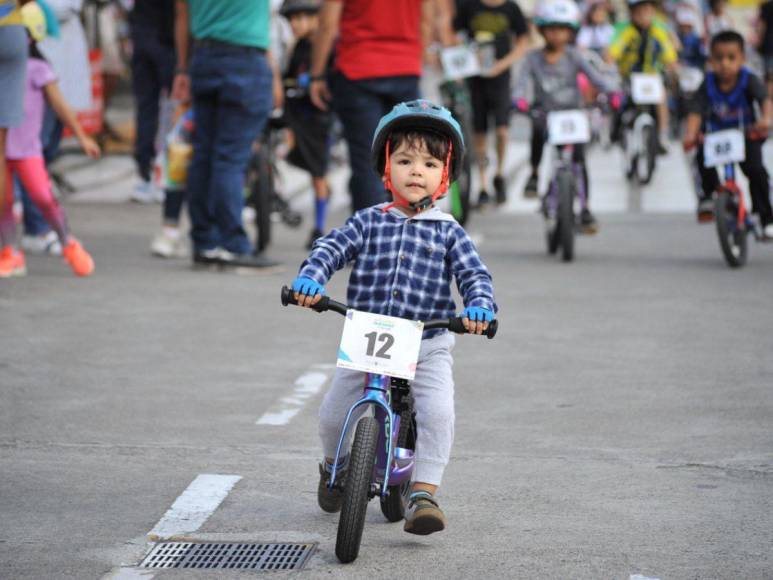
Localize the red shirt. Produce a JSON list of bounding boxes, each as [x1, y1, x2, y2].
[[331, 0, 422, 80]]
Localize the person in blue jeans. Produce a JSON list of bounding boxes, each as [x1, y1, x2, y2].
[[309, 0, 428, 212], [172, 0, 278, 268]]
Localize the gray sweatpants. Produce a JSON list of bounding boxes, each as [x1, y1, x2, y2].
[[319, 332, 455, 486]]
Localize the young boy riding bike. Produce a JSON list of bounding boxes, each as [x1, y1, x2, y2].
[[683, 31, 773, 235], [607, 0, 678, 154], [514, 0, 620, 232], [291, 99, 498, 535]]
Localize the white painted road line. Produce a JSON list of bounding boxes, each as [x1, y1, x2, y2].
[[147, 474, 242, 540], [256, 368, 331, 426], [630, 574, 661, 580]]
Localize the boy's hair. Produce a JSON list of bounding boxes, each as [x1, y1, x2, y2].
[[385, 129, 451, 166], [710, 30, 744, 53]]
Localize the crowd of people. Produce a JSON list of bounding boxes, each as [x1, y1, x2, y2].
[[0, 0, 771, 280]]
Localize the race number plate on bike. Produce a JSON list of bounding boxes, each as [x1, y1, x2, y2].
[[630, 73, 664, 105], [337, 310, 423, 380], [703, 129, 746, 168], [441, 45, 481, 81], [547, 110, 591, 145]]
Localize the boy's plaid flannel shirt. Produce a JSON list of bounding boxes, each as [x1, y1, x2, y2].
[[298, 204, 497, 337]]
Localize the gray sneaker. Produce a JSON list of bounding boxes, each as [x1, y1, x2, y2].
[[403, 492, 447, 535], [317, 462, 347, 513]]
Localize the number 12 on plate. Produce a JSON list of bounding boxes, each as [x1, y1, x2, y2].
[[337, 310, 424, 380]]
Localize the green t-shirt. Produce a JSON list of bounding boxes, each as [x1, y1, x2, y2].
[[188, 0, 270, 49]]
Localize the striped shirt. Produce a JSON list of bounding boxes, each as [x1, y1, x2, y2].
[[298, 204, 497, 337]]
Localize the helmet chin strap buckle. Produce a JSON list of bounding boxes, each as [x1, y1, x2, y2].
[[410, 196, 434, 212]]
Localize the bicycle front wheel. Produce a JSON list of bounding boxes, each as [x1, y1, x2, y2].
[[715, 191, 748, 268], [336, 416, 379, 564], [557, 170, 576, 262]]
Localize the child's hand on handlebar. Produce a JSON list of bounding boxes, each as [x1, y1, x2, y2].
[[292, 276, 325, 308], [461, 306, 494, 335]]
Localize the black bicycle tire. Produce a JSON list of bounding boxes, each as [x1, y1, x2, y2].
[[252, 146, 273, 253], [715, 191, 748, 268], [639, 123, 657, 185], [336, 416, 379, 564], [379, 410, 416, 522], [557, 170, 575, 262]]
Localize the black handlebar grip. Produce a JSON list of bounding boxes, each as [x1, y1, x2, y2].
[[447, 317, 499, 339], [280, 285, 330, 312], [447, 317, 466, 334]]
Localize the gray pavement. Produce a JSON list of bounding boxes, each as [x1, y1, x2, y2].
[[2, 155, 773, 580]]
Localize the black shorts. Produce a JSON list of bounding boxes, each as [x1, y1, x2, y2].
[[468, 74, 511, 133], [284, 99, 332, 177]]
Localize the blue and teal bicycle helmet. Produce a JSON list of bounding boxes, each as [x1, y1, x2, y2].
[[371, 100, 465, 211]]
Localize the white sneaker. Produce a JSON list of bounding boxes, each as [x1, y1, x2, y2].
[[763, 222, 773, 239], [131, 180, 164, 204], [151, 227, 187, 258], [21, 230, 62, 256]]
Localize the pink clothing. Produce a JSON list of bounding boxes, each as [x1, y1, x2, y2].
[[6, 57, 57, 160], [0, 157, 69, 247]]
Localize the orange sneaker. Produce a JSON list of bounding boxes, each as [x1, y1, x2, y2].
[[0, 246, 27, 278], [62, 239, 94, 277]]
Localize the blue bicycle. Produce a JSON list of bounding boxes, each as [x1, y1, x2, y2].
[[281, 286, 498, 563]]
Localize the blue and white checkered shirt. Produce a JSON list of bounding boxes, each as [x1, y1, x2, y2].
[[298, 204, 497, 337]]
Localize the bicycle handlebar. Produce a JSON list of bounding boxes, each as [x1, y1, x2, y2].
[[281, 286, 498, 339]]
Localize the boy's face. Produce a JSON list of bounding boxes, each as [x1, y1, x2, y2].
[[541, 25, 573, 49], [677, 23, 693, 36], [589, 5, 608, 25], [631, 3, 655, 28], [710, 41, 744, 82], [386, 138, 445, 207], [288, 12, 317, 39]]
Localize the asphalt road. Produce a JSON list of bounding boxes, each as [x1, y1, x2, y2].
[[2, 171, 773, 579]]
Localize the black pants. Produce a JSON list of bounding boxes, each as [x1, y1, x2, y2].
[[697, 137, 772, 225], [530, 117, 590, 200], [131, 30, 175, 181]]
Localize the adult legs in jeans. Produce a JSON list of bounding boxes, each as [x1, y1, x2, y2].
[[132, 35, 175, 182], [187, 48, 272, 254], [331, 74, 420, 212]]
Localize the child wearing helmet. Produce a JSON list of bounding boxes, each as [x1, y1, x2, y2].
[[513, 0, 620, 232], [675, 5, 707, 69], [606, 0, 679, 153], [577, 0, 616, 55], [291, 99, 497, 535], [0, 1, 101, 278]]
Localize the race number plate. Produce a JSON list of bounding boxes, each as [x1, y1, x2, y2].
[[337, 310, 423, 380], [703, 129, 746, 168], [441, 45, 481, 80], [547, 110, 591, 145], [631, 73, 664, 105]]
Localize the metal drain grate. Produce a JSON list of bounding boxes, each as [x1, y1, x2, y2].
[[140, 542, 315, 571]]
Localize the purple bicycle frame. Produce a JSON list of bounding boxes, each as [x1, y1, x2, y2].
[[327, 373, 415, 498], [545, 143, 588, 217]]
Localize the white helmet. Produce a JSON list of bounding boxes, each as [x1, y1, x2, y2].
[[534, 0, 581, 29]]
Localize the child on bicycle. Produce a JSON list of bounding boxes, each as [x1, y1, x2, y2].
[[280, 0, 332, 249], [291, 99, 497, 535], [0, 2, 100, 278], [514, 0, 620, 232], [683, 31, 773, 236], [607, 0, 679, 154]]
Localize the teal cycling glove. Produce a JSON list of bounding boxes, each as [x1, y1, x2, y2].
[[462, 306, 493, 322], [292, 276, 325, 297]]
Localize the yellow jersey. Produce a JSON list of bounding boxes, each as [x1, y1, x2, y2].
[[608, 22, 677, 78], [0, 0, 22, 27]]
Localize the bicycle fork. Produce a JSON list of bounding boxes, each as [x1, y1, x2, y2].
[[328, 374, 415, 497]]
